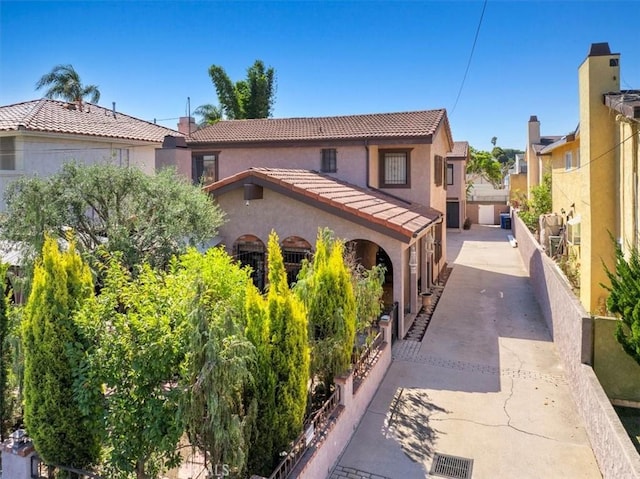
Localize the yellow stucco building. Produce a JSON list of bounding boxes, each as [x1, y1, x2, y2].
[[536, 43, 640, 314]]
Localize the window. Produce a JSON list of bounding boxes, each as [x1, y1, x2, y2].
[[111, 148, 130, 167], [575, 148, 580, 168], [0, 136, 16, 170], [380, 149, 410, 187], [446, 163, 454, 186], [564, 151, 573, 170], [567, 215, 581, 246], [321, 148, 337, 173], [192, 152, 218, 185], [434, 155, 444, 187]]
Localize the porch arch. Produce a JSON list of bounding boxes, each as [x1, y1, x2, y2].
[[280, 236, 313, 285], [232, 234, 266, 291], [345, 239, 394, 309]]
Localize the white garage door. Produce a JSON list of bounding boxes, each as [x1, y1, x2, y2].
[[478, 204, 495, 225]]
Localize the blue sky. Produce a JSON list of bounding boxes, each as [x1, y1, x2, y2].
[[1, 1, 638, 152]]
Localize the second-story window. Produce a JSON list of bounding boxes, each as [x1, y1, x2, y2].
[[192, 152, 218, 185], [447, 163, 454, 186], [321, 148, 337, 173], [380, 149, 411, 187]]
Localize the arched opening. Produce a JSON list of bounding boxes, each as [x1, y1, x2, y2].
[[345, 239, 394, 309], [280, 236, 313, 286], [232, 235, 266, 291]]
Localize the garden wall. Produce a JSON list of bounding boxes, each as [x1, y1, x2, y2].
[[291, 321, 393, 478], [513, 213, 640, 479]]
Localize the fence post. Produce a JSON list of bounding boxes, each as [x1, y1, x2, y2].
[[334, 370, 353, 408], [379, 315, 391, 344]]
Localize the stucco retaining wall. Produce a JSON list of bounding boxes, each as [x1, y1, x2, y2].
[[292, 323, 393, 478], [513, 213, 640, 479]]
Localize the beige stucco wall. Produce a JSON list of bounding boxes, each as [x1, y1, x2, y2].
[[206, 144, 368, 188], [214, 186, 420, 323], [0, 133, 158, 210]]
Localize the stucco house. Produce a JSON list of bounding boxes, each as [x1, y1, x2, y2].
[[446, 141, 469, 229], [525, 115, 563, 196], [0, 98, 182, 210], [533, 42, 639, 315], [158, 109, 464, 338]]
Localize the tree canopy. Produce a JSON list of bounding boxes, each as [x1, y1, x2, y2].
[[35, 64, 100, 104], [1, 163, 225, 283], [207, 60, 276, 120], [466, 146, 502, 189]]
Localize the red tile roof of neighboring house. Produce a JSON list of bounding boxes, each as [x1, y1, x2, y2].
[[0, 99, 182, 142], [189, 109, 450, 145], [447, 141, 469, 159], [206, 168, 442, 242]]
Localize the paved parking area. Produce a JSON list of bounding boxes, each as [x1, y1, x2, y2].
[[331, 225, 601, 479]]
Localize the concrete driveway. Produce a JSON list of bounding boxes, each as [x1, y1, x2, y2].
[[330, 225, 601, 479]]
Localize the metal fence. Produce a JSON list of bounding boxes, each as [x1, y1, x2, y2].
[[268, 388, 340, 479], [30, 457, 103, 479]]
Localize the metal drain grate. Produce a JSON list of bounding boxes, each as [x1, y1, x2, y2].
[[430, 453, 474, 479]]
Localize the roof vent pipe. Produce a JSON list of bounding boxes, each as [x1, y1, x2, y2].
[[112, 102, 116, 118]]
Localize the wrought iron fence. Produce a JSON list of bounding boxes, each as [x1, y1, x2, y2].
[[268, 388, 340, 479], [352, 330, 384, 385], [30, 456, 103, 479]]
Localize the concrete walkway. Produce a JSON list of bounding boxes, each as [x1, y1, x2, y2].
[[331, 225, 601, 479]]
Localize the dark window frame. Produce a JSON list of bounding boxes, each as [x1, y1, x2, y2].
[[321, 148, 337, 173], [379, 148, 412, 188], [446, 163, 454, 186], [0, 136, 16, 171], [192, 151, 220, 185]]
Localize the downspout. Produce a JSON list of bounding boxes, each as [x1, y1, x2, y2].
[[365, 140, 370, 188]]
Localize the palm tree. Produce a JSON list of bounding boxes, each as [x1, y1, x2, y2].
[[193, 103, 223, 126], [35, 64, 100, 106]]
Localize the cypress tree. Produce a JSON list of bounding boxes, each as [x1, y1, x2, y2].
[[22, 236, 99, 469], [265, 231, 310, 459], [0, 262, 10, 440], [295, 229, 357, 392], [245, 282, 276, 475]]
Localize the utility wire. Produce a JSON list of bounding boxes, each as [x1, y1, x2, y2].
[[450, 0, 488, 116], [554, 132, 636, 175]]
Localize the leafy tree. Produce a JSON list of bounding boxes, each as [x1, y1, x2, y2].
[[518, 173, 552, 232], [295, 229, 356, 392], [264, 231, 309, 457], [466, 146, 503, 191], [177, 248, 256, 477], [22, 236, 100, 470], [193, 103, 223, 126], [603, 241, 640, 366], [208, 60, 276, 120], [75, 261, 186, 479], [35, 64, 100, 105], [1, 163, 224, 287]]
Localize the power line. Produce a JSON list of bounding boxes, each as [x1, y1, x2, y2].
[[554, 132, 636, 175], [450, 0, 488, 116]]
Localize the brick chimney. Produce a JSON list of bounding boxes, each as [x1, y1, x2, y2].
[[177, 116, 197, 136]]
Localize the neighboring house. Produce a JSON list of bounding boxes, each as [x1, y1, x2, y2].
[[446, 141, 469, 229], [525, 115, 562, 195], [0, 98, 183, 210], [158, 109, 462, 338], [533, 42, 639, 315]]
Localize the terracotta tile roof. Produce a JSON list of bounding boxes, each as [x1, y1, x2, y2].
[[0, 99, 182, 142], [206, 168, 441, 241], [189, 109, 448, 144], [447, 141, 469, 159]]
